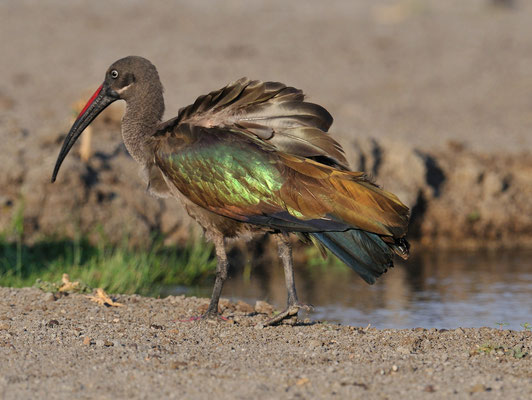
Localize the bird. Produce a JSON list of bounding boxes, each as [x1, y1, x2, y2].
[[52, 56, 410, 326]]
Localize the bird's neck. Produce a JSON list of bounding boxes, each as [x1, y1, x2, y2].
[[121, 84, 165, 165]]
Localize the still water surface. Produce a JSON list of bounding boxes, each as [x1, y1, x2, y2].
[[168, 251, 532, 330]]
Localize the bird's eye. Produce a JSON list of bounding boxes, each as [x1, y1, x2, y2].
[[110, 70, 119, 79]]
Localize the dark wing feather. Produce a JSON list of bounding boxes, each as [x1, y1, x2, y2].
[[155, 78, 348, 170]]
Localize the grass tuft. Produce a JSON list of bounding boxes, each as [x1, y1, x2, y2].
[[0, 234, 216, 296]]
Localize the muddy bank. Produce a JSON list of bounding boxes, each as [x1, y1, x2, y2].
[[0, 287, 530, 399], [2, 0, 532, 250], [351, 139, 532, 250]]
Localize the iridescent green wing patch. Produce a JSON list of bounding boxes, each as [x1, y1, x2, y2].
[[155, 126, 286, 220]]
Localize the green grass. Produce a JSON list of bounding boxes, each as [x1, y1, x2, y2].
[[2, 202, 338, 297], [0, 233, 216, 296]]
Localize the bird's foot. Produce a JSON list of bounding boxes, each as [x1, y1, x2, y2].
[[260, 303, 313, 327]]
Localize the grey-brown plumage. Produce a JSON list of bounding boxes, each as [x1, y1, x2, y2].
[[52, 56, 410, 325]]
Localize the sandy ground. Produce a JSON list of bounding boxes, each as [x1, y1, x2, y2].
[[0, 287, 531, 400], [2, 2, 532, 398]]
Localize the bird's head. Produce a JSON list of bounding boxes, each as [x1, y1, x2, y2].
[[104, 56, 162, 101], [51, 56, 162, 182]]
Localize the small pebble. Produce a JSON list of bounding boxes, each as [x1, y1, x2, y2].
[[43, 293, 56, 302], [235, 300, 254, 314], [296, 377, 310, 386], [95, 339, 105, 347], [424, 385, 435, 393], [470, 384, 490, 393], [82, 337, 92, 346], [397, 346, 410, 355], [46, 320, 59, 328], [254, 301, 274, 315], [169, 361, 187, 370]]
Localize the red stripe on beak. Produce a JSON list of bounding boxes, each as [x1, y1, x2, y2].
[[77, 85, 103, 120]]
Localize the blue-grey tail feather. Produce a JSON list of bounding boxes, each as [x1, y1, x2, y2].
[[311, 230, 395, 284]]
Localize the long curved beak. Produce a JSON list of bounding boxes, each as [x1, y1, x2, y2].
[[51, 84, 117, 183]]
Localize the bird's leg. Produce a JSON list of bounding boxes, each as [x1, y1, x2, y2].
[[263, 233, 312, 326], [278, 233, 298, 306], [204, 234, 228, 318]]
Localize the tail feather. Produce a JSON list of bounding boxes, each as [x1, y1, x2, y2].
[[382, 236, 410, 260], [311, 230, 408, 284]]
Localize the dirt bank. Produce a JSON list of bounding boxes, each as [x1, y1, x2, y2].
[[0, 287, 530, 399], [2, 1, 532, 250]]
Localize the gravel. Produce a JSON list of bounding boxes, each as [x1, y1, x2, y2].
[[0, 287, 531, 399]]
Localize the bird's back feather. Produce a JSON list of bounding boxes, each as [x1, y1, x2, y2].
[[156, 78, 348, 169]]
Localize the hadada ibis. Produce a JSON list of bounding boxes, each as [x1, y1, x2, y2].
[[52, 56, 410, 325]]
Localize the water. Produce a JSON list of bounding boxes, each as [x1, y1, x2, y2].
[[168, 250, 532, 330]]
